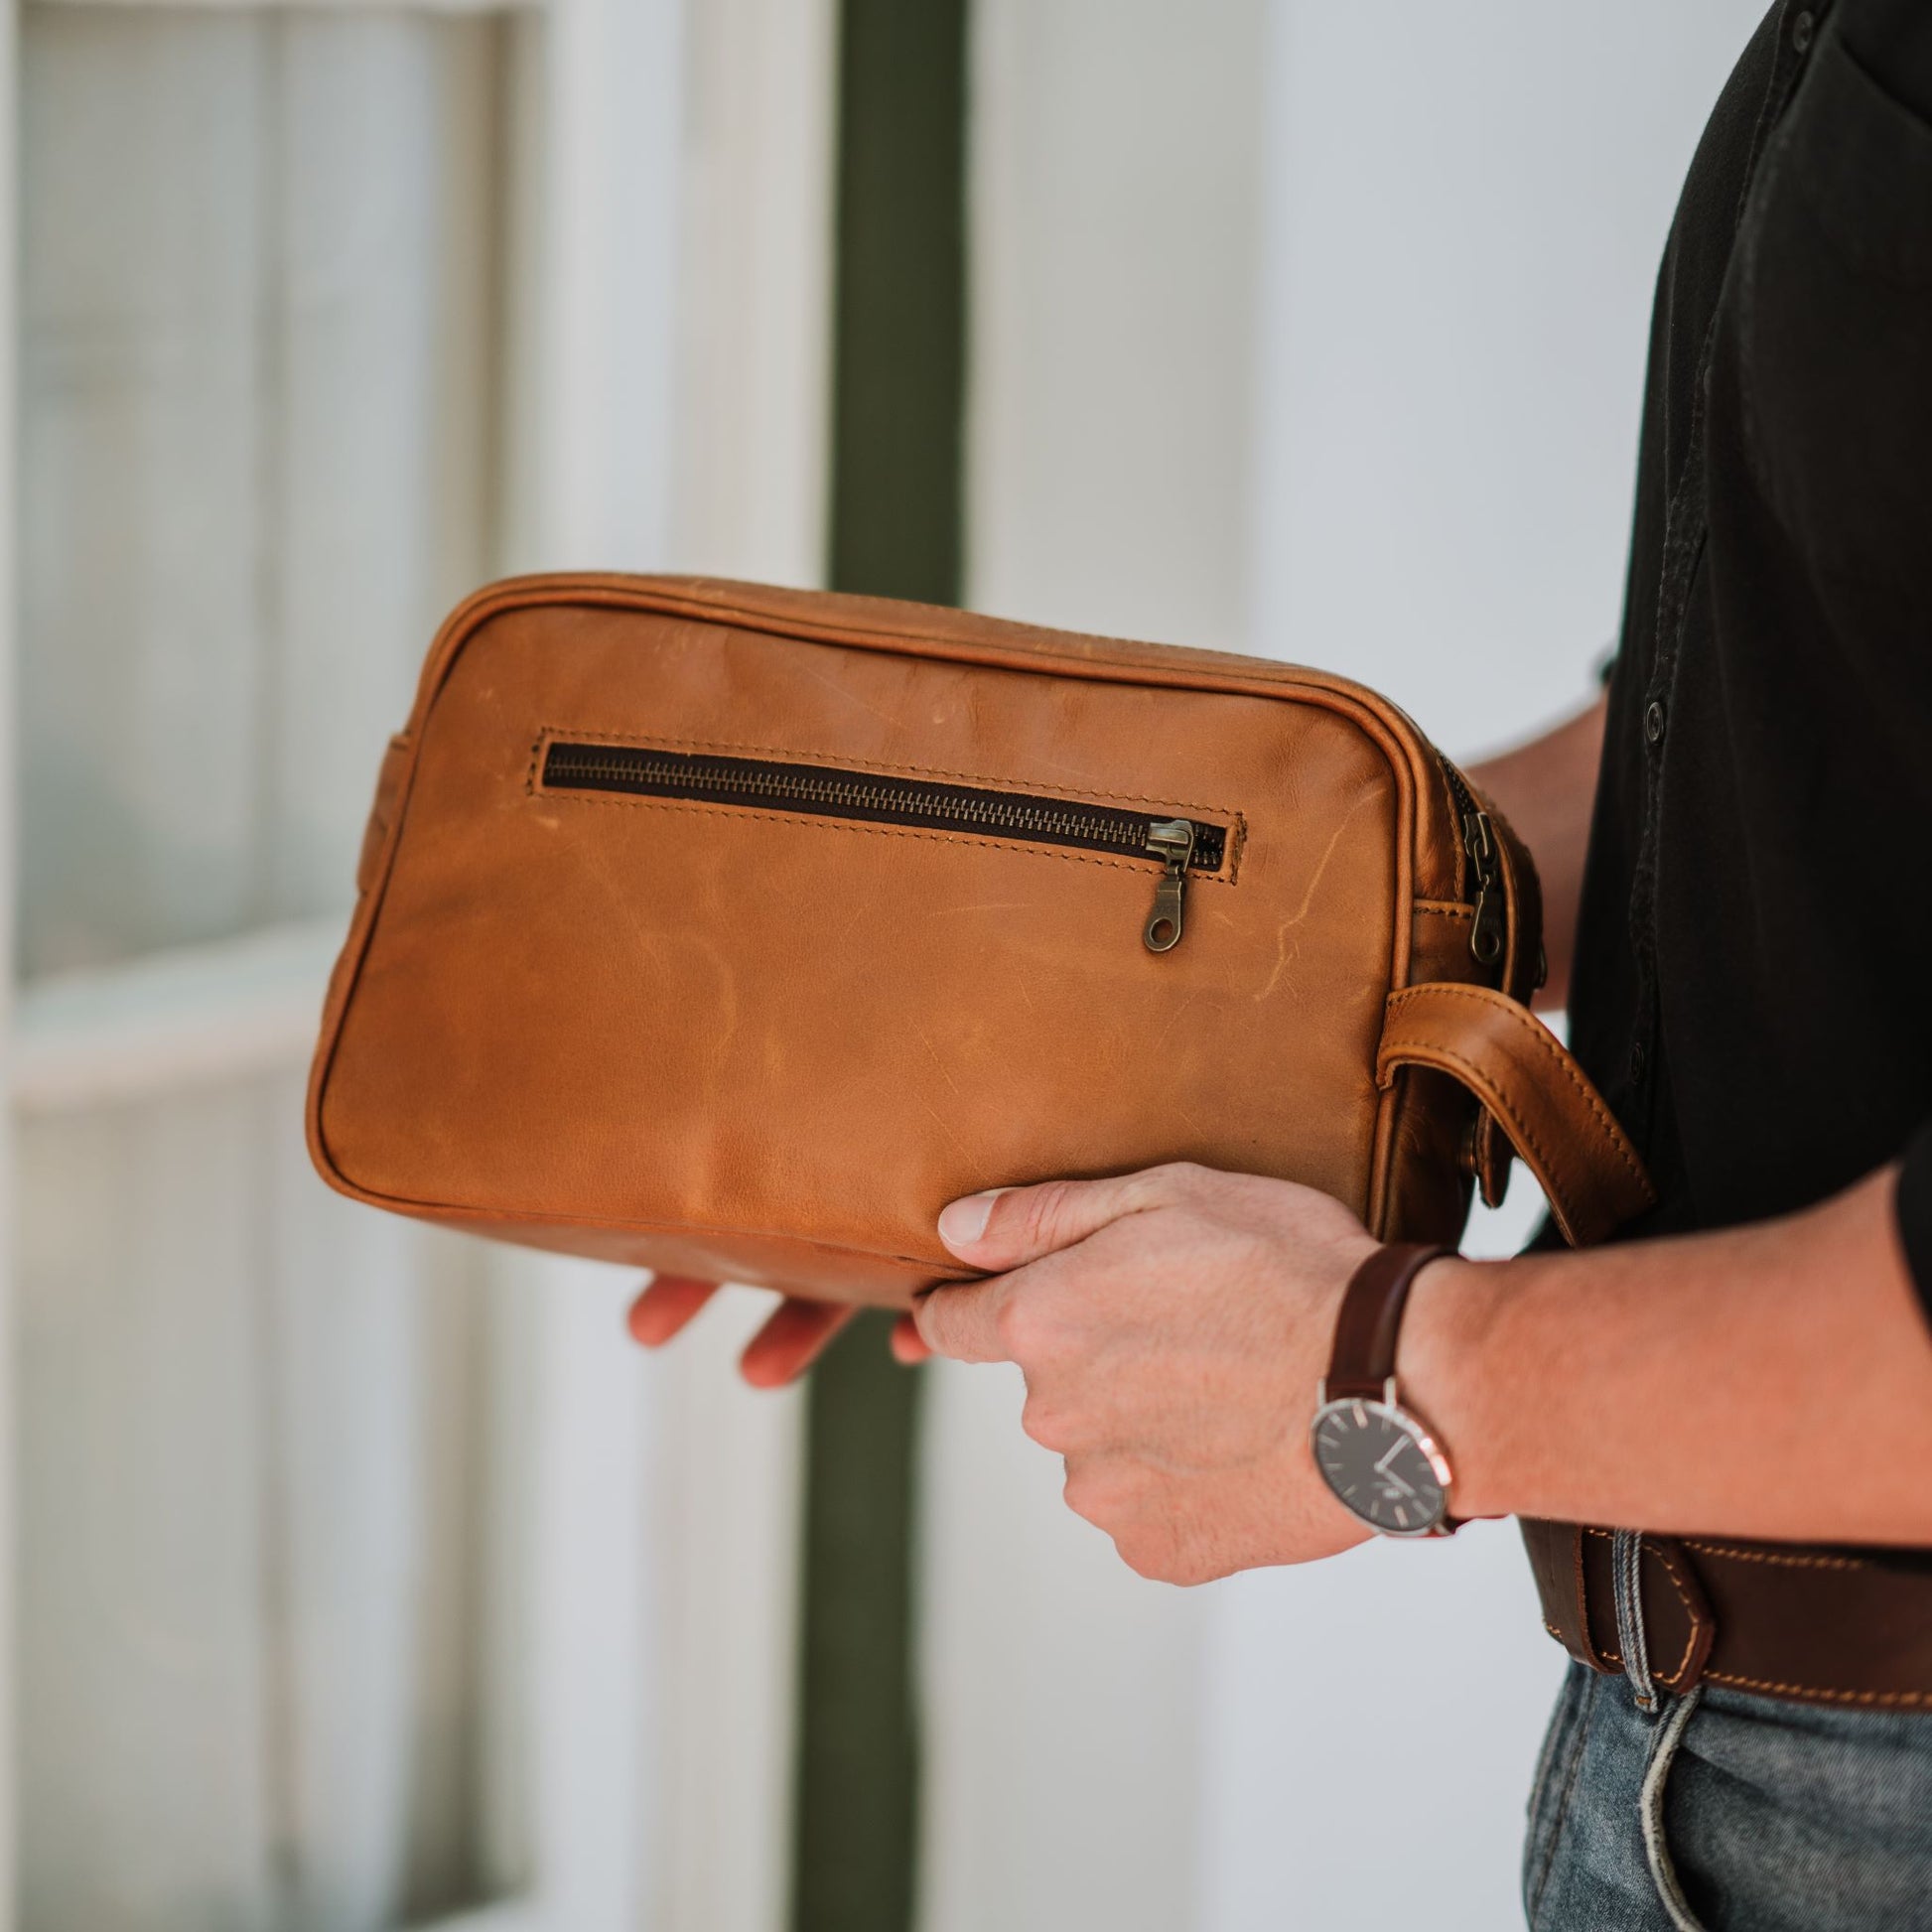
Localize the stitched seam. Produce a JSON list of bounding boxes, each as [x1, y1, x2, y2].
[[1572, 1524, 1593, 1660], [530, 789, 1244, 883], [535, 724, 1243, 822], [314, 1171, 978, 1275], [1385, 985, 1651, 1187], [1683, 1540, 1867, 1572], [1702, 1671, 1932, 1708], [1541, 1616, 1623, 1667], [1413, 900, 1474, 919], [1576, 1530, 1622, 1669], [1641, 1542, 1706, 1686], [1387, 985, 1648, 1180], [1527, 1672, 1600, 1925], [421, 581, 1440, 902], [1381, 1038, 1585, 1223], [1571, 1527, 1611, 1672], [1581, 1520, 1702, 1680]]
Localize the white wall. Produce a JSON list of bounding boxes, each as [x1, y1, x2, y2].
[[1200, 6, 1769, 1930], [964, 0, 1269, 649], [1246, 0, 1770, 761]]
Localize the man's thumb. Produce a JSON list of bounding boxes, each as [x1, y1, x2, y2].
[[936, 1167, 1180, 1271]]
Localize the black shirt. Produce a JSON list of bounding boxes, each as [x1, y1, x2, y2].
[[1568, 0, 1932, 1324]]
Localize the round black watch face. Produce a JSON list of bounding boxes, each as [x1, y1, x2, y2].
[[1311, 1398, 1450, 1536]]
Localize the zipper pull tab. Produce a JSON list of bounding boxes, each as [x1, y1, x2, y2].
[[1463, 810, 1505, 967], [1144, 819, 1195, 952]]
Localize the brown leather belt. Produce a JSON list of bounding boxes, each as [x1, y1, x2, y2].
[[1522, 1518, 1932, 1709]]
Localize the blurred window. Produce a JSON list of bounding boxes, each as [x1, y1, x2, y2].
[[13, 7, 545, 1927]]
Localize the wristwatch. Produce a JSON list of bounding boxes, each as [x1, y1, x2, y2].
[[1311, 1243, 1459, 1538]]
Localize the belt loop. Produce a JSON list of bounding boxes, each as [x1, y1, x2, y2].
[[1612, 1528, 1658, 1712]]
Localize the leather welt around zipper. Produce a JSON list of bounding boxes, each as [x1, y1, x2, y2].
[[540, 741, 1228, 953]]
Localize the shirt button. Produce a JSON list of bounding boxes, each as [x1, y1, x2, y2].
[[1792, 10, 1815, 54], [1644, 698, 1668, 746], [1629, 1038, 1647, 1082]]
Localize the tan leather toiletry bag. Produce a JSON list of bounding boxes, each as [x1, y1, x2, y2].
[[307, 575, 1653, 1305]]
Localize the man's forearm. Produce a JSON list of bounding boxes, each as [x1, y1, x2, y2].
[[1402, 1166, 1932, 1544]]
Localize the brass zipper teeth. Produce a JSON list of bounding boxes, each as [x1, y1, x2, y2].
[[541, 743, 1225, 871], [1442, 759, 1507, 966]]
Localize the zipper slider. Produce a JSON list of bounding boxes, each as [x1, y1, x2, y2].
[[1463, 810, 1505, 967], [1144, 819, 1195, 952]]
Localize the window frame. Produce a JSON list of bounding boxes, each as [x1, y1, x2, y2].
[[1, 0, 698, 1924]]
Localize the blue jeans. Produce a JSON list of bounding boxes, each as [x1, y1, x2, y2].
[[1524, 1660, 1932, 1929]]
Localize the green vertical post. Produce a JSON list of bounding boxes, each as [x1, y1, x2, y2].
[[826, 0, 968, 607], [791, 3, 968, 1930]]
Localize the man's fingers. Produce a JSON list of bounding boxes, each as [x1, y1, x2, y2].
[[626, 1274, 721, 1346], [890, 1312, 932, 1365], [912, 1275, 1016, 1364], [632, 1279, 921, 1386], [936, 1165, 1189, 1273], [740, 1297, 856, 1387]]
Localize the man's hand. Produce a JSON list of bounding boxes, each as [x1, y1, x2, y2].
[[626, 1276, 930, 1385], [913, 1163, 1382, 1585]]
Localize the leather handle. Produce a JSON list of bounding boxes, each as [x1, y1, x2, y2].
[[1376, 982, 1656, 1247], [1324, 1243, 1454, 1400]]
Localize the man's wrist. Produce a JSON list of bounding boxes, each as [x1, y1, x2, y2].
[[1394, 1251, 1516, 1521]]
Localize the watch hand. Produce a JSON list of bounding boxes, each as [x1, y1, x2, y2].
[[1379, 1468, 1416, 1498], [1374, 1438, 1407, 1475]]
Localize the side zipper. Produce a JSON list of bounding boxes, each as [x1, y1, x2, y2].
[[1443, 760, 1507, 967], [540, 741, 1228, 954]]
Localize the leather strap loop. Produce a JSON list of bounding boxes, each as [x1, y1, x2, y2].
[[1521, 1518, 1717, 1693], [1376, 982, 1657, 1248], [1324, 1242, 1453, 1401], [1521, 1518, 1611, 1673]]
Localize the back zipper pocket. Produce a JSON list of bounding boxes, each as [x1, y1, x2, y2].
[[539, 740, 1229, 953]]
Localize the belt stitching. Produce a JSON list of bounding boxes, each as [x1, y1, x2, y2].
[[1556, 1532, 1926, 1704], [1702, 1672, 1932, 1708], [1641, 1540, 1707, 1687], [1683, 1540, 1868, 1572]]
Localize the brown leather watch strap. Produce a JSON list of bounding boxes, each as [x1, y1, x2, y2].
[[1324, 1243, 1454, 1402], [1376, 983, 1657, 1247]]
